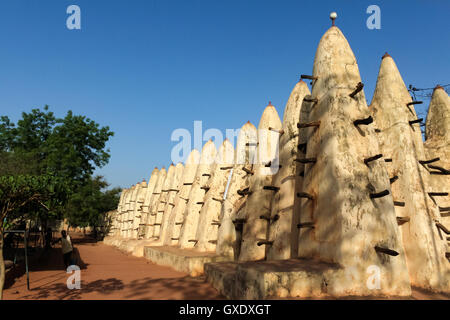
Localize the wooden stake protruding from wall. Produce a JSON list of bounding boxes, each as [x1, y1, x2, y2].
[[353, 116, 373, 127], [297, 222, 315, 229], [409, 118, 423, 125], [349, 82, 364, 99], [257, 240, 274, 246], [397, 217, 410, 225], [263, 186, 280, 192], [304, 97, 318, 103], [436, 222, 450, 235], [375, 246, 399, 256], [390, 175, 399, 184], [298, 143, 307, 153], [428, 165, 450, 175], [406, 101, 423, 106], [364, 154, 383, 165], [419, 158, 440, 165], [295, 158, 317, 164], [297, 121, 321, 129], [237, 188, 252, 196], [301, 75, 318, 80], [297, 192, 314, 200], [370, 190, 390, 199]]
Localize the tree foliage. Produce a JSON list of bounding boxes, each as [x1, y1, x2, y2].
[[0, 174, 70, 232], [0, 105, 115, 224], [0, 105, 117, 299], [0, 173, 70, 299], [65, 176, 121, 228], [0, 106, 114, 187]]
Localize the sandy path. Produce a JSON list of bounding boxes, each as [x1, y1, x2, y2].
[[3, 235, 223, 300], [3, 234, 448, 300]]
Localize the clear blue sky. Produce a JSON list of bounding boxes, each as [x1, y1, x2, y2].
[[0, 0, 448, 189]]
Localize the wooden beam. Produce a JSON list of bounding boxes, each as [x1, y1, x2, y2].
[[370, 190, 390, 199], [364, 154, 383, 165], [257, 240, 273, 246], [397, 217, 410, 225], [297, 192, 314, 200], [297, 222, 315, 229], [419, 158, 440, 165], [374, 246, 399, 256], [353, 116, 373, 127], [349, 82, 364, 99], [297, 121, 321, 129]]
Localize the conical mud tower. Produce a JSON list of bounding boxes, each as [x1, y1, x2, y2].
[[238, 103, 282, 261], [156, 162, 184, 245], [116, 188, 128, 238], [150, 164, 176, 240], [116, 190, 125, 236], [116, 182, 143, 251], [125, 185, 138, 238], [131, 179, 147, 239], [216, 121, 257, 258], [139, 168, 160, 238], [196, 139, 235, 252], [297, 25, 410, 295], [125, 165, 185, 257], [120, 186, 131, 237], [266, 80, 311, 260], [371, 56, 450, 291], [179, 140, 217, 249], [103, 13, 449, 299], [164, 149, 200, 245], [425, 86, 450, 211], [144, 167, 166, 239], [146, 167, 170, 240]]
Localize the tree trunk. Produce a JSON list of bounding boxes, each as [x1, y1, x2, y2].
[[0, 231, 5, 300], [40, 217, 46, 248]]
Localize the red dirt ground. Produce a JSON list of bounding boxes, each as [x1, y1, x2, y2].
[[3, 234, 224, 300], [3, 234, 449, 300]]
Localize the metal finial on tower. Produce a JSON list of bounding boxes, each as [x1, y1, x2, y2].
[[268, 101, 272, 106], [330, 12, 337, 26], [382, 52, 391, 59]]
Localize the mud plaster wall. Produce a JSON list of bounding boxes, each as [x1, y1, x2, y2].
[[267, 81, 311, 260], [297, 26, 410, 296], [179, 140, 217, 249], [216, 122, 258, 258], [163, 149, 200, 245], [371, 56, 449, 292], [238, 105, 282, 261]]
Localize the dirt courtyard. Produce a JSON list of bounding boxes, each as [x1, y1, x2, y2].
[[3, 234, 448, 300], [3, 234, 223, 300]]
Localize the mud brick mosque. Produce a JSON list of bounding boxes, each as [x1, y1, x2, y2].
[[104, 13, 450, 299]]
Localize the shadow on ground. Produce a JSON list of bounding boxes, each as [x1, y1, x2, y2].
[[15, 276, 221, 300], [19, 278, 125, 300], [123, 276, 223, 300], [4, 246, 88, 291]]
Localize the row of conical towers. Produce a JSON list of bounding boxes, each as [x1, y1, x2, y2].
[[105, 20, 449, 296]]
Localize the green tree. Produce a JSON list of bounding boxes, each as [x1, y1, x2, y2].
[[0, 106, 114, 187], [65, 176, 121, 236], [0, 174, 70, 299], [0, 106, 116, 298]]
